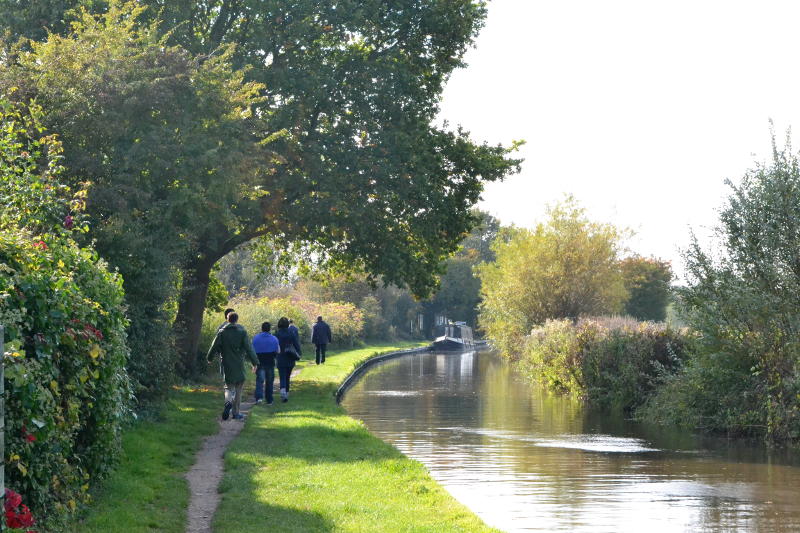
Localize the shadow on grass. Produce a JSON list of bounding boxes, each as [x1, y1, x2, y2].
[[233, 381, 401, 466], [216, 500, 336, 533]]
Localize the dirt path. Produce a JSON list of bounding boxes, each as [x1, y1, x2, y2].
[[185, 395, 254, 533], [185, 368, 303, 533]]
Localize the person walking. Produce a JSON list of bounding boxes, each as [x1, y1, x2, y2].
[[252, 321, 279, 405], [216, 307, 235, 377], [207, 312, 258, 420], [275, 316, 302, 403], [311, 315, 332, 365]]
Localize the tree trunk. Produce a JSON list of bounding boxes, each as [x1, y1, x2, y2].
[[174, 256, 216, 378]]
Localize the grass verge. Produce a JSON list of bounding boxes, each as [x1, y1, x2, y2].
[[213, 342, 498, 532], [69, 385, 219, 533]]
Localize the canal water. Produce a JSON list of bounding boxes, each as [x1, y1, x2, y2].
[[341, 350, 800, 532]]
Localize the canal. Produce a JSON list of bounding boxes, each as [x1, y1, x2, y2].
[[341, 350, 800, 532]]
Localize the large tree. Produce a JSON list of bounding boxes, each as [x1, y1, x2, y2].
[[2, 1, 521, 377]]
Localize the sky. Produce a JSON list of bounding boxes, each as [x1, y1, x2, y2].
[[438, 0, 800, 280]]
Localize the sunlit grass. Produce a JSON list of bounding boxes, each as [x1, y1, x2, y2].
[[214, 342, 498, 532]]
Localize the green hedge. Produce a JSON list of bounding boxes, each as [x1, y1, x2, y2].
[[1, 232, 131, 529], [517, 316, 693, 412]]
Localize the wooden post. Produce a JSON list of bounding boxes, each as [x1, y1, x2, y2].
[[1, 324, 4, 506]]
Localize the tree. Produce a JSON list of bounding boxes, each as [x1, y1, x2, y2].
[[477, 197, 628, 356], [620, 256, 673, 321], [2, 1, 522, 377], [1, 2, 269, 385], [666, 140, 800, 441]]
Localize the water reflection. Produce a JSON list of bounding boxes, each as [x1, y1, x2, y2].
[[342, 350, 800, 532]]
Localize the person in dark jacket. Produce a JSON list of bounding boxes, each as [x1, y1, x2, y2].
[[252, 321, 279, 405], [207, 313, 258, 420], [216, 308, 235, 377], [275, 316, 302, 402], [311, 315, 332, 365]]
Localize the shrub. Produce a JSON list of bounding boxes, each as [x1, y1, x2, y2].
[[1, 232, 131, 529], [199, 295, 365, 362], [518, 317, 692, 412], [641, 142, 800, 441], [1, 96, 131, 529]]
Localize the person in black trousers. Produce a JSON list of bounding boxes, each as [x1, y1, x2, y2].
[[275, 316, 302, 402], [311, 315, 332, 364]]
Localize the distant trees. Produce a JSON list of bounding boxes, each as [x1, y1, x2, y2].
[[620, 256, 673, 321], [422, 211, 500, 332], [477, 198, 628, 355]]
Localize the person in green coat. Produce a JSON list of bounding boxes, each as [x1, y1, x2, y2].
[[207, 312, 259, 420]]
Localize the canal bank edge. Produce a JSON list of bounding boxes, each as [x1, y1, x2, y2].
[[335, 341, 493, 403], [335, 346, 431, 403]]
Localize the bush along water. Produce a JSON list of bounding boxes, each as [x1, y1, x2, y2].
[[515, 317, 693, 413], [1, 97, 132, 529], [640, 144, 800, 443]]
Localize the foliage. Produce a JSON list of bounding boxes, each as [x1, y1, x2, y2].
[[477, 197, 628, 355], [642, 142, 800, 441], [2, 0, 522, 376], [519, 317, 692, 412], [199, 295, 365, 360], [1, 98, 130, 529], [621, 255, 673, 321], [1, 1, 270, 387], [422, 211, 501, 333], [205, 268, 230, 314]]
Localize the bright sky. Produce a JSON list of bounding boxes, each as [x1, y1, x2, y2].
[[439, 0, 800, 280]]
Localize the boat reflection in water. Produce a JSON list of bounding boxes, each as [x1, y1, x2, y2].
[[342, 349, 800, 532]]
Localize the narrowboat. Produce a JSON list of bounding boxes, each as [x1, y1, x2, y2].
[[432, 322, 474, 351]]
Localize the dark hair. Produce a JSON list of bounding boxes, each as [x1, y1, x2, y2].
[[289, 319, 294, 324], [261, 321, 271, 332], [228, 312, 239, 323], [317, 316, 323, 322], [224, 308, 235, 318], [277, 316, 289, 329]]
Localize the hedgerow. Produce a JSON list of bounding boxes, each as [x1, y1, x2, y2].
[[517, 317, 692, 412], [1, 96, 131, 530]]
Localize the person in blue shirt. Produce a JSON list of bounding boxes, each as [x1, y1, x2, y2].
[[252, 321, 280, 405], [275, 316, 302, 402]]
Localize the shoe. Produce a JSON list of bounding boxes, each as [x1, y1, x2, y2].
[[233, 413, 245, 420], [255, 399, 263, 405], [222, 401, 232, 420], [282, 397, 288, 403], [266, 400, 273, 405]]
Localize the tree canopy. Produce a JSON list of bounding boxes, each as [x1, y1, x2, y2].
[[1, 0, 521, 378]]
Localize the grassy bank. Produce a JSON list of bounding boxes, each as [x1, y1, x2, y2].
[[214, 342, 497, 533], [69, 385, 219, 533]]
